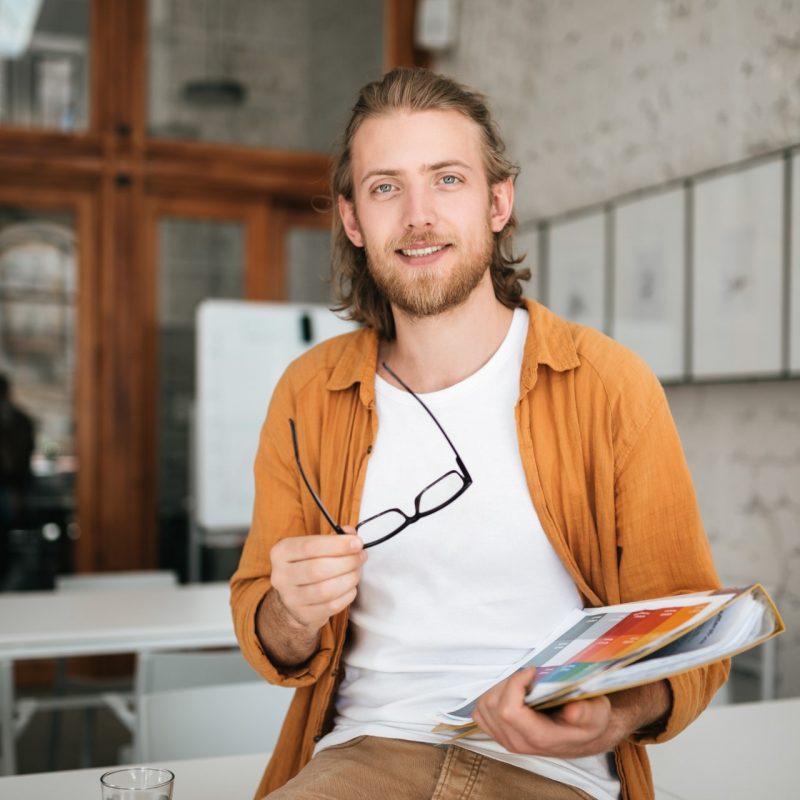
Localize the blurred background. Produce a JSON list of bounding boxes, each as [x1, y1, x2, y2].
[[0, 0, 798, 773]]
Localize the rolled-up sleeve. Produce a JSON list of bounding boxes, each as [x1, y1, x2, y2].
[[614, 384, 730, 743], [229, 374, 336, 688]]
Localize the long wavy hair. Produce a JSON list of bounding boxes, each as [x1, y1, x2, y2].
[[330, 68, 530, 340]]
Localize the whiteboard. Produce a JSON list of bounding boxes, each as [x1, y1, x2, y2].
[[195, 300, 359, 530]]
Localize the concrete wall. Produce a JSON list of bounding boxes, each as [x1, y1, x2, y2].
[[437, 0, 800, 698]]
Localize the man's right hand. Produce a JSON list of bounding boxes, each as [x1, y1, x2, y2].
[[270, 527, 366, 632], [256, 527, 366, 667]]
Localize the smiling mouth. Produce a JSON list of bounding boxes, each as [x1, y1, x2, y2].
[[398, 244, 449, 257]]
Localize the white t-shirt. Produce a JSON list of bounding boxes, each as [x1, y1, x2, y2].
[[315, 308, 620, 800]]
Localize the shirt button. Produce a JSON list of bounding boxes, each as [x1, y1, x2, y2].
[[366, 445, 373, 454], [313, 735, 322, 742], [331, 669, 339, 677]]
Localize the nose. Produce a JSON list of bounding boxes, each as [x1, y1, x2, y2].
[[402, 183, 437, 230]]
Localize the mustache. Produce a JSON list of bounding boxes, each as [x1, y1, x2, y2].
[[387, 231, 453, 250]]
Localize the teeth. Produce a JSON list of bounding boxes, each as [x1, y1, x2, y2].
[[401, 245, 446, 257]]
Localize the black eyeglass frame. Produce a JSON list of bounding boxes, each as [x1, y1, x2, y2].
[[289, 362, 473, 548]]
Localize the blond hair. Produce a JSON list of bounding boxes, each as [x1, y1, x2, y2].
[[330, 68, 529, 339]]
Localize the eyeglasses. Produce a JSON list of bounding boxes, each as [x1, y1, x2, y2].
[[289, 362, 472, 548]]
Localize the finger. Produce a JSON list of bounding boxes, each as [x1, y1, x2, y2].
[[278, 566, 360, 609], [289, 571, 362, 607], [274, 533, 363, 562], [476, 668, 552, 753], [508, 666, 537, 696], [281, 584, 358, 629], [473, 668, 529, 721], [480, 666, 535, 707], [305, 586, 358, 618], [471, 706, 501, 746], [555, 701, 589, 726], [490, 667, 537, 720], [473, 670, 530, 747], [473, 704, 527, 754], [285, 553, 366, 587], [552, 696, 611, 733]]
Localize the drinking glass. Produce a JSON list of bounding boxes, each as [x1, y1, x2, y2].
[[100, 767, 174, 799]]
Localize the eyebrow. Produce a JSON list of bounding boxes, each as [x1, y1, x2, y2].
[[359, 160, 474, 186]]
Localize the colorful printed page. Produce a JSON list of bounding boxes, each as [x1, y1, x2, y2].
[[439, 588, 740, 725], [558, 589, 777, 701]]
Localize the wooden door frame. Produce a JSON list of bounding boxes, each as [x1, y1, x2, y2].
[[268, 204, 334, 302], [142, 195, 276, 566], [0, 184, 100, 574]]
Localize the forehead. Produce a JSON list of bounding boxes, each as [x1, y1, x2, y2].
[[349, 109, 485, 178]]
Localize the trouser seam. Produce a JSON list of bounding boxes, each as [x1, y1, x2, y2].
[[457, 749, 483, 800], [430, 746, 457, 800]]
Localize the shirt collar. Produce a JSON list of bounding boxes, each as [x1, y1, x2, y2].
[[520, 298, 581, 394], [326, 326, 380, 407], [325, 298, 581, 404]]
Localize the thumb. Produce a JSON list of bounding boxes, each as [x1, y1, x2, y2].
[[513, 666, 537, 693]]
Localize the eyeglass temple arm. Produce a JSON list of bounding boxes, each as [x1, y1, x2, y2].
[[381, 362, 472, 484], [289, 419, 346, 535]]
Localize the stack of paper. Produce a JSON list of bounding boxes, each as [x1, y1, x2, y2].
[[435, 584, 783, 737]]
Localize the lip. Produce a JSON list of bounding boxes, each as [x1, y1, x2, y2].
[[394, 243, 452, 267]]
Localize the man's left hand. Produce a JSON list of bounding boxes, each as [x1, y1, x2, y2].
[[471, 667, 671, 757]]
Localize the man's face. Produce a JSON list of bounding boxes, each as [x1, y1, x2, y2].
[[339, 109, 513, 318]]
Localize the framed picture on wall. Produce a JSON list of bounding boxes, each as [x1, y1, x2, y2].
[[613, 187, 686, 382], [692, 158, 784, 379], [547, 212, 606, 332], [791, 152, 800, 374]]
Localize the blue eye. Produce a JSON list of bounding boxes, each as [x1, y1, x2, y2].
[[374, 183, 393, 193], [441, 175, 459, 185]]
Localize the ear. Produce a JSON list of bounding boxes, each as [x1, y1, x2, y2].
[[489, 177, 514, 233], [337, 195, 364, 248]]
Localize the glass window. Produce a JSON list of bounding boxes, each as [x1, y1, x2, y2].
[[0, 206, 77, 590], [156, 217, 244, 577], [0, 0, 91, 131], [147, 0, 384, 150]]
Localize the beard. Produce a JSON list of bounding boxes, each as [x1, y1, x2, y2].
[[363, 222, 494, 318]]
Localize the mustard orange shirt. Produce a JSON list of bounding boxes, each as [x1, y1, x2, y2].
[[230, 299, 728, 800]]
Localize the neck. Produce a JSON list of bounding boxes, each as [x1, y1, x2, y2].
[[379, 272, 516, 392]]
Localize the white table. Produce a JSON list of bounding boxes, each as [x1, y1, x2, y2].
[[0, 752, 266, 800], [3, 699, 794, 799], [0, 582, 237, 775], [650, 698, 799, 799]]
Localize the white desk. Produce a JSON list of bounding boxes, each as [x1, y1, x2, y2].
[[0, 752, 266, 800], [0, 582, 237, 775], [650, 698, 798, 799], [3, 699, 793, 800]]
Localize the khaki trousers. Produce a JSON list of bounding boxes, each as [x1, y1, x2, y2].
[[266, 736, 595, 800]]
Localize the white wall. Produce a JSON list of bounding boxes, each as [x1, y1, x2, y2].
[[437, 0, 800, 697]]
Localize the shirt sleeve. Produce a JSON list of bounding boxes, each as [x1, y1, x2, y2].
[[229, 372, 337, 688], [613, 382, 730, 744]]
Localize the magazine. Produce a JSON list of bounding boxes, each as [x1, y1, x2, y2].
[[434, 584, 783, 738]]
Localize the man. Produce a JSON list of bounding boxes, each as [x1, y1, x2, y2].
[[230, 68, 726, 800]]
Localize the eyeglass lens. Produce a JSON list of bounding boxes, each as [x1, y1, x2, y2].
[[356, 470, 467, 546]]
